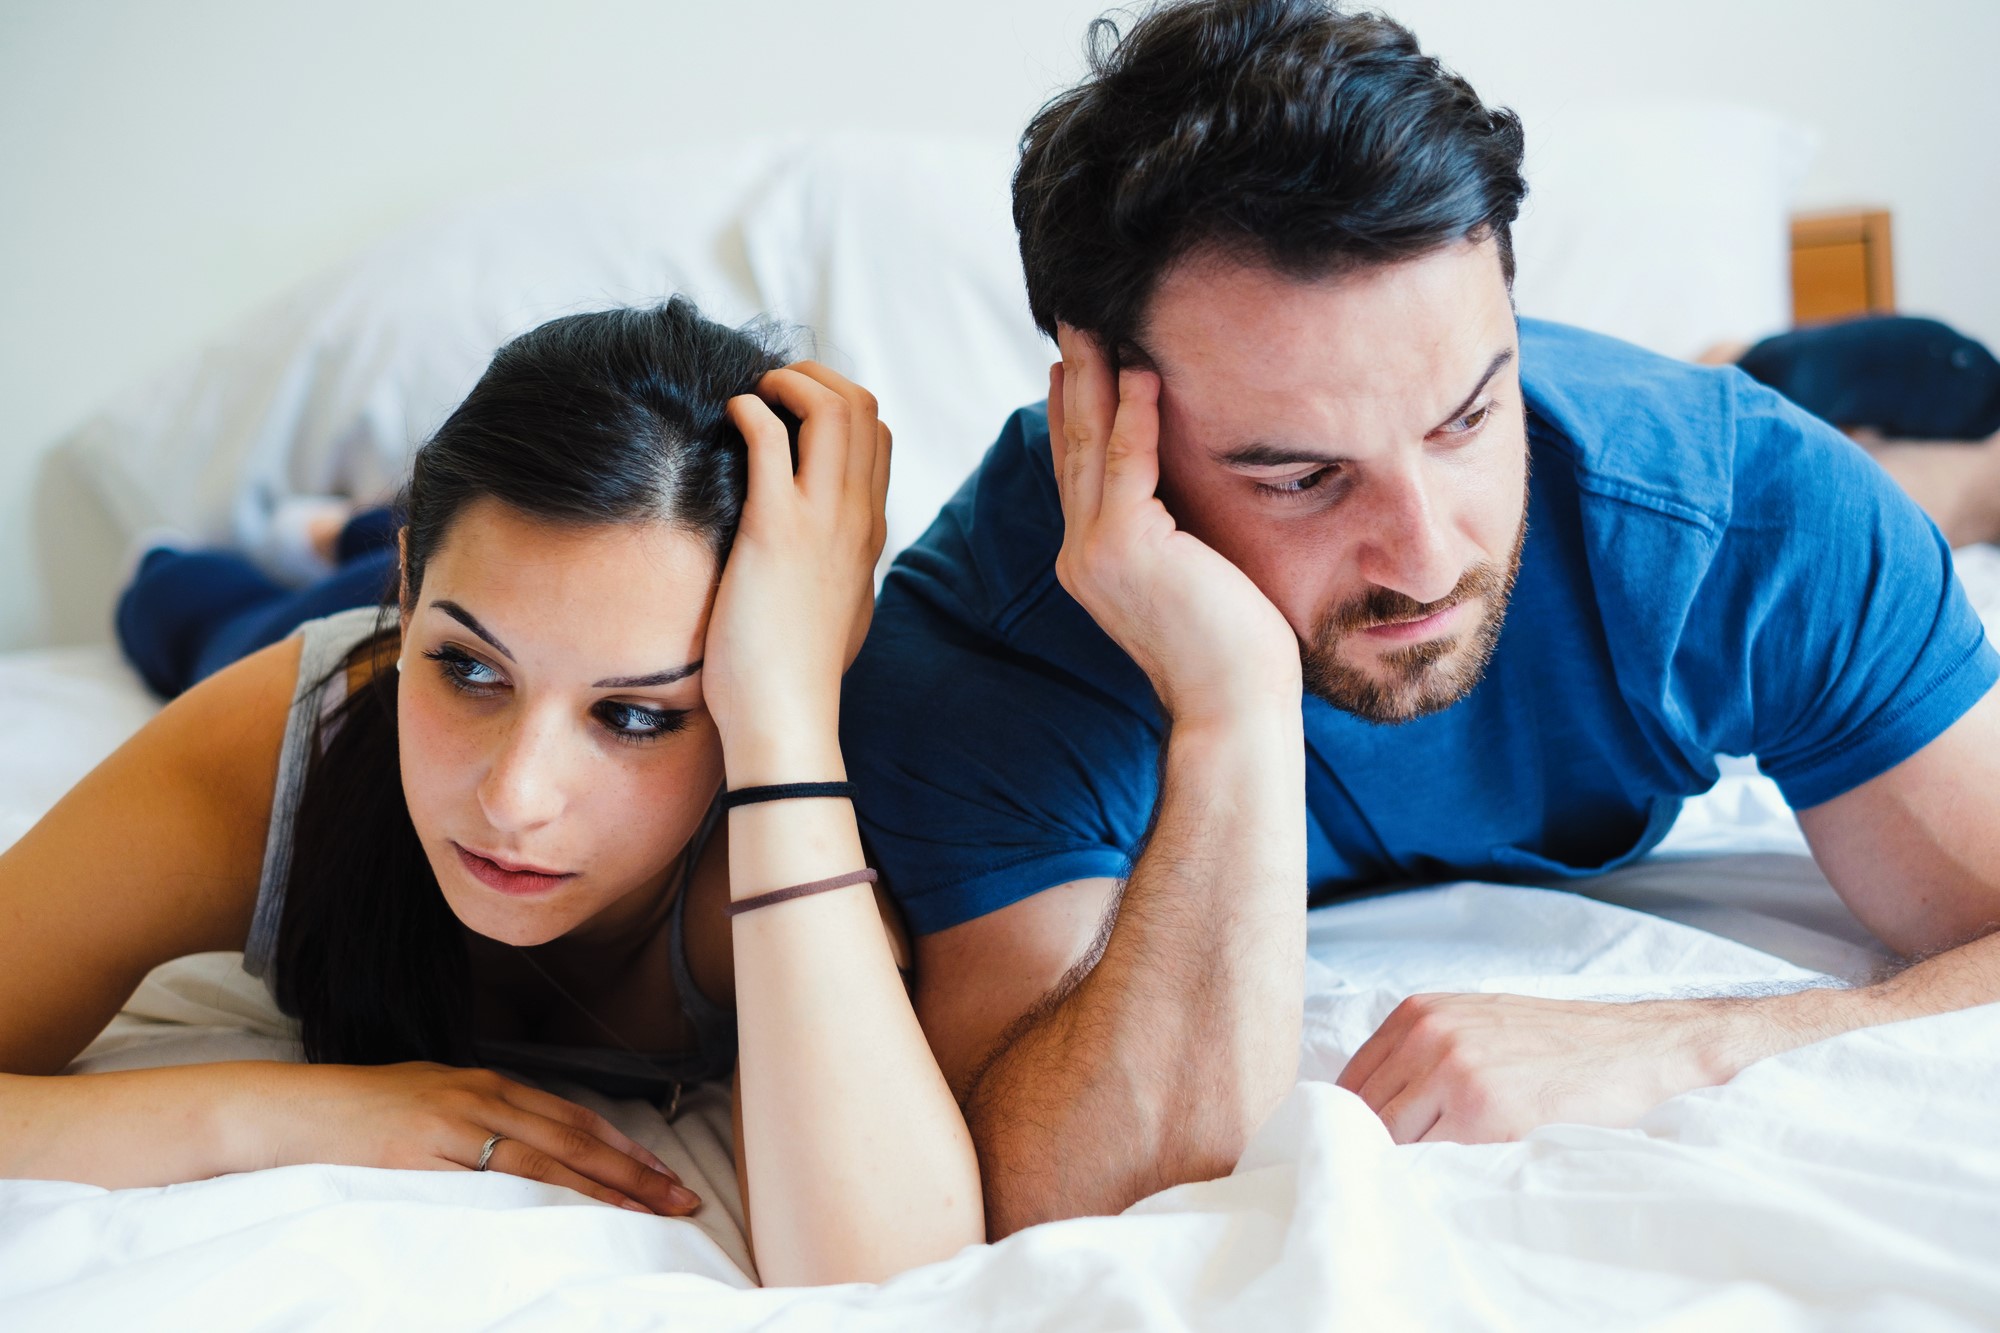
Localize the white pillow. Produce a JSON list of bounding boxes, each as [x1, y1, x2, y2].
[[739, 134, 1051, 560], [53, 134, 1045, 589], [1511, 100, 1816, 359], [56, 142, 786, 553], [46, 107, 1812, 639]]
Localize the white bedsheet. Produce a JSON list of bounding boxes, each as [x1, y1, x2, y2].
[[2, 551, 1999, 1328], [3, 889, 1997, 1330]]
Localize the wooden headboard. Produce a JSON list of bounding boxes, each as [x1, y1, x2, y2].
[[1790, 208, 1894, 326]]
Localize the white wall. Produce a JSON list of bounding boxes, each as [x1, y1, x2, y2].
[[3, 0, 1996, 648]]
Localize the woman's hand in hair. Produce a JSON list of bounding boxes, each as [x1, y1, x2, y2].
[[705, 363, 891, 779], [252, 1061, 701, 1215]]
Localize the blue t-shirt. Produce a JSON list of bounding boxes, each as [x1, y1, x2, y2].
[[842, 320, 1999, 935]]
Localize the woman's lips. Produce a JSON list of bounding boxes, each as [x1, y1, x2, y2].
[[453, 842, 577, 896], [1359, 600, 1466, 644]]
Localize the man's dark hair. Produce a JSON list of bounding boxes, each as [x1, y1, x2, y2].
[[1014, 0, 1528, 356]]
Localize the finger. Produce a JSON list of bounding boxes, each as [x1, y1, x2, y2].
[[759, 364, 859, 497], [489, 1108, 702, 1216], [1102, 367, 1163, 512], [1377, 1083, 1444, 1145], [477, 1135, 659, 1214], [780, 359, 881, 499], [727, 393, 796, 511], [1047, 361, 1085, 534], [1046, 361, 1068, 484], [1056, 324, 1111, 526], [498, 1081, 679, 1179], [1335, 1012, 1407, 1094], [871, 420, 892, 554]]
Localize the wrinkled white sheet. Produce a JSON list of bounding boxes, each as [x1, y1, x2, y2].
[[4, 887, 1998, 1331]]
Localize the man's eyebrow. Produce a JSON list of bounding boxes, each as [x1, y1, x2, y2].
[[593, 662, 703, 689], [1434, 348, 1516, 432], [1215, 346, 1519, 469], [432, 600, 513, 662]]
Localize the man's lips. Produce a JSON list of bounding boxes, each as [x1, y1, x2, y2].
[[1358, 600, 1466, 643], [453, 842, 577, 896]]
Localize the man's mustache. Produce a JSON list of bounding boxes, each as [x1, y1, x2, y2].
[[1322, 561, 1510, 636]]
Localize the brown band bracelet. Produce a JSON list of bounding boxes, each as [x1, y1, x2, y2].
[[725, 868, 879, 918]]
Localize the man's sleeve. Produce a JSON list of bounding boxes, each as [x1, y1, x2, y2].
[[1699, 382, 1999, 810], [840, 586, 1165, 935]]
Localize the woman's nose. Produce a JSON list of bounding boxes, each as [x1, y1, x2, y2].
[[476, 709, 571, 833]]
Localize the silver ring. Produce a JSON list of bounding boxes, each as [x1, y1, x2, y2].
[[474, 1132, 505, 1172]]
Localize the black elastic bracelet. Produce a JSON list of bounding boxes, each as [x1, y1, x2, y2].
[[722, 781, 857, 810]]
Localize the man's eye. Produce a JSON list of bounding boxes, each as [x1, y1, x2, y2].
[[1256, 465, 1339, 499], [596, 702, 691, 745], [423, 645, 502, 691], [1443, 403, 1494, 435]]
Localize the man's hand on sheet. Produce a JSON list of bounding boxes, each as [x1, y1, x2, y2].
[[1048, 326, 1300, 724], [1335, 992, 1732, 1144]]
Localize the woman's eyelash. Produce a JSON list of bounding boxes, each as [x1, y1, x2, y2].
[[423, 645, 500, 691], [421, 645, 688, 744], [595, 702, 691, 745]]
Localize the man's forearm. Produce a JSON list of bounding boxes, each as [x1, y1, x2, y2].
[[1703, 924, 2000, 1079], [963, 709, 1306, 1237]]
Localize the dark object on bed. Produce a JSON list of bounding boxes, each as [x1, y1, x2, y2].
[[1737, 315, 2000, 441]]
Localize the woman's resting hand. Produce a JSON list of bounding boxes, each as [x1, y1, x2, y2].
[[0, 1061, 698, 1214], [702, 362, 890, 774], [252, 1061, 701, 1214]]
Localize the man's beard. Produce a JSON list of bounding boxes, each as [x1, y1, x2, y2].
[[1300, 503, 1529, 725]]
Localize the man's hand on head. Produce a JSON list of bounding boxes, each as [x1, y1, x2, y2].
[[1335, 991, 1744, 1144], [1048, 325, 1301, 725]]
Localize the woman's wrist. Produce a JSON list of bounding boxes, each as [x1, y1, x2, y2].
[[718, 713, 846, 789], [207, 1060, 293, 1174]]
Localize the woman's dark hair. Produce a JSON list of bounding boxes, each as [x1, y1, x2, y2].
[[1013, 0, 1528, 357], [273, 298, 791, 1065]]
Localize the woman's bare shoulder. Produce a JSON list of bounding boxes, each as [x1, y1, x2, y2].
[[0, 633, 308, 1073]]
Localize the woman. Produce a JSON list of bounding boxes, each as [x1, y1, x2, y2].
[[0, 299, 982, 1286]]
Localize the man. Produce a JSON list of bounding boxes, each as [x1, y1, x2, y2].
[[840, 0, 2000, 1238]]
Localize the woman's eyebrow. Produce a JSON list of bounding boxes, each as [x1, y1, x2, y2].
[[593, 662, 703, 689], [429, 598, 699, 687], [432, 600, 513, 661]]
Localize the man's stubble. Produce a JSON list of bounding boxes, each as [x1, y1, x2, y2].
[[1299, 493, 1530, 725]]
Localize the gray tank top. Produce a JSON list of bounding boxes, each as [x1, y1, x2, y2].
[[242, 605, 736, 1103]]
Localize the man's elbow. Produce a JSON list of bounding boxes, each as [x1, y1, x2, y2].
[[970, 1105, 1256, 1239]]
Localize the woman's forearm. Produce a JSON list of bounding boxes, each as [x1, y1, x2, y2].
[[725, 726, 984, 1287], [0, 1063, 275, 1188]]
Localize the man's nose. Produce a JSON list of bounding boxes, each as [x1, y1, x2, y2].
[[476, 707, 571, 833], [1355, 465, 1461, 606]]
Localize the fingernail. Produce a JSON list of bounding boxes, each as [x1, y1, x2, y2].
[[621, 1200, 651, 1214], [669, 1185, 701, 1211]]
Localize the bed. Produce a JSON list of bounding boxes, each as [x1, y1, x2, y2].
[[7, 114, 2000, 1330]]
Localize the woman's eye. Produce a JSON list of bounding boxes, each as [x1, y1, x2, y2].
[[595, 702, 691, 744], [423, 645, 502, 692]]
